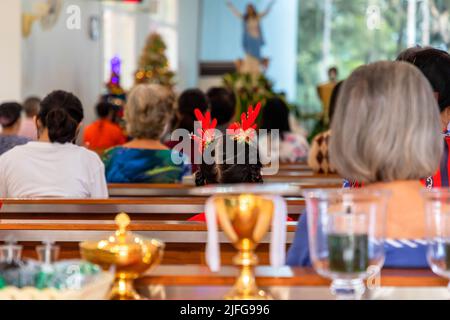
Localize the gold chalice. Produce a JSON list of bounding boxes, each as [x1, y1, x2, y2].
[[214, 194, 274, 300], [80, 213, 165, 300]]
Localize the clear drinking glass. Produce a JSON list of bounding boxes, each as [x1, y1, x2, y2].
[[422, 189, 450, 291], [36, 242, 60, 265], [303, 189, 389, 299], [0, 243, 23, 263]]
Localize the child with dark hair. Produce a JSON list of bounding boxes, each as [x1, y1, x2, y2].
[[190, 106, 263, 221], [397, 47, 450, 187], [0, 90, 108, 198], [0, 102, 30, 155], [83, 101, 126, 153], [189, 105, 292, 222], [195, 134, 263, 187]]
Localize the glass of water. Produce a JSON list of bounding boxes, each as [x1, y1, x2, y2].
[[422, 189, 450, 291], [303, 189, 390, 299]]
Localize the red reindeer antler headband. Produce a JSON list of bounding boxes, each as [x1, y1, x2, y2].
[[193, 102, 262, 153], [228, 102, 261, 143], [192, 109, 217, 153]]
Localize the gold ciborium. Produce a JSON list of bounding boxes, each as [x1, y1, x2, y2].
[[79, 213, 164, 300], [214, 194, 274, 300]]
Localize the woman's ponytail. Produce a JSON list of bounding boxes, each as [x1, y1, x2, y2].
[[38, 90, 84, 143], [46, 108, 78, 143]]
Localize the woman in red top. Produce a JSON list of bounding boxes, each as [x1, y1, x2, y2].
[[83, 102, 126, 152]]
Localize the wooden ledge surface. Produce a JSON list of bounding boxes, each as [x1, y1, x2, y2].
[[0, 197, 305, 205], [136, 265, 448, 287], [0, 220, 298, 232]]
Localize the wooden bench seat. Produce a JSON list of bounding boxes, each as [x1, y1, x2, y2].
[[137, 265, 448, 287], [107, 182, 342, 197], [0, 197, 306, 221], [0, 220, 297, 265], [134, 266, 450, 300]]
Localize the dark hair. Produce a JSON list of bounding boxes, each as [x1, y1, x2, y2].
[[207, 87, 236, 126], [0, 102, 22, 128], [23, 97, 41, 118], [96, 102, 114, 119], [328, 67, 338, 76], [244, 4, 257, 20], [397, 47, 450, 112], [38, 90, 84, 143], [396, 46, 424, 61], [176, 89, 209, 133], [329, 81, 343, 124], [261, 97, 291, 138], [195, 135, 263, 186]]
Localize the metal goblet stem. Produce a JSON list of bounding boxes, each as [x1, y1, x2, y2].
[[214, 195, 274, 300]]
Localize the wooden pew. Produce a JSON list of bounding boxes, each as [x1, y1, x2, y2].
[[138, 265, 447, 287], [108, 184, 194, 197], [0, 219, 297, 265], [0, 197, 306, 221], [278, 163, 312, 171], [263, 173, 341, 183], [107, 182, 342, 198], [134, 266, 450, 300], [0, 197, 303, 264]]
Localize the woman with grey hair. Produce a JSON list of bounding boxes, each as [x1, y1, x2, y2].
[[287, 61, 443, 268], [103, 84, 191, 183]]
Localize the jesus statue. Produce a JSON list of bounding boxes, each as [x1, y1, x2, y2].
[[226, 0, 276, 74]]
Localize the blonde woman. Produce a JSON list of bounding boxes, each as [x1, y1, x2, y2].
[[287, 61, 443, 268], [103, 84, 191, 183]]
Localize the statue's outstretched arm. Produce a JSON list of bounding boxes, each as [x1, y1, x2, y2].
[[259, 0, 276, 18], [226, 1, 243, 18]]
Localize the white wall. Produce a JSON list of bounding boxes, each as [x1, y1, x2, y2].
[[104, 0, 200, 92], [22, 0, 103, 124], [21, 0, 201, 126], [0, 0, 22, 101]]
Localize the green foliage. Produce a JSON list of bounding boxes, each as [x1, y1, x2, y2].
[[298, 0, 407, 114], [223, 72, 295, 125], [296, 0, 450, 135]]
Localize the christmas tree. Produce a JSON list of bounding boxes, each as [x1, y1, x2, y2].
[[134, 33, 175, 87]]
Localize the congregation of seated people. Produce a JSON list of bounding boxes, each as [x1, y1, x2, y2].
[[1, 46, 450, 271]]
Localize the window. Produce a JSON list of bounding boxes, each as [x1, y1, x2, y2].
[[297, 0, 450, 114]]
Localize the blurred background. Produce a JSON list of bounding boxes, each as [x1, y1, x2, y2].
[[0, 0, 449, 129]]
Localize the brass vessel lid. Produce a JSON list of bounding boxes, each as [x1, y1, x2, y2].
[[94, 213, 145, 252]]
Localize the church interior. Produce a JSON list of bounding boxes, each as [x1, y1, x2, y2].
[[1, 0, 450, 305]]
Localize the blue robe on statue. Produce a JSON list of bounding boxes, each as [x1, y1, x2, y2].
[[243, 20, 265, 60]]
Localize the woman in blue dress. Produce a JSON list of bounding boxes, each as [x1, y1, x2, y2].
[[287, 61, 443, 269], [103, 84, 191, 183], [226, 0, 275, 61]]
